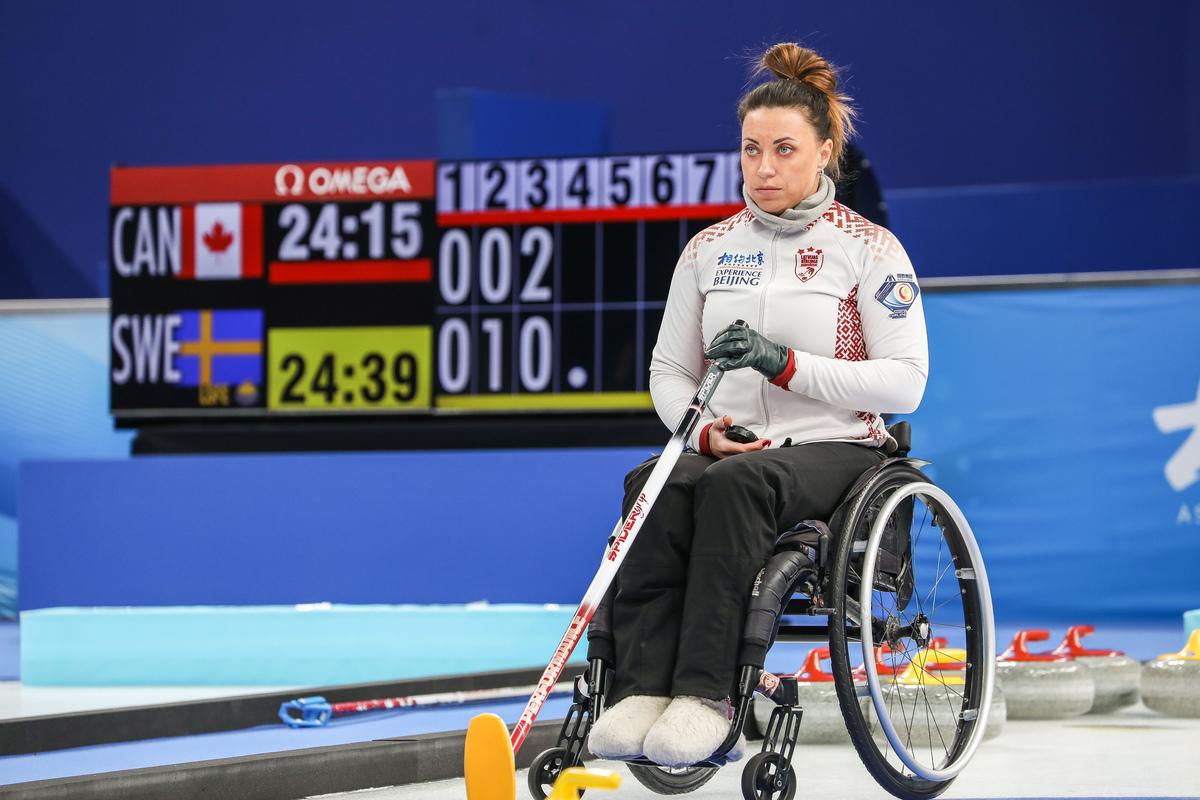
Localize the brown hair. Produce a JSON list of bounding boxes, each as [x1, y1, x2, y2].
[[737, 43, 858, 180]]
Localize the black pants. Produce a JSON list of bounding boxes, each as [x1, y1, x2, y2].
[[606, 442, 886, 704]]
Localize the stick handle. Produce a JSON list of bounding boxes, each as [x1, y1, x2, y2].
[[329, 684, 570, 715], [509, 363, 725, 754], [280, 683, 573, 727]]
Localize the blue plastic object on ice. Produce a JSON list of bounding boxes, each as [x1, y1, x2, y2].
[[279, 696, 333, 728], [19, 604, 586, 686]]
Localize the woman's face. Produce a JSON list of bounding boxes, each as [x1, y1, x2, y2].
[[741, 106, 833, 213]]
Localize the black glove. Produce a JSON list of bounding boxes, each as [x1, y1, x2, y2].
[[704, 323, 789, 380]]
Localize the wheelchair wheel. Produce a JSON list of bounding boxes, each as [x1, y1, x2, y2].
[[827, 464, 995, 800], [627, 763, 718, 794], [527, 747, 578, 799], [740, 752, 797, 800]]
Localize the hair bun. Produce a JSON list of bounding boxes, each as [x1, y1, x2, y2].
[[760, 43, 837, 97], [739, 43, 858, 181]]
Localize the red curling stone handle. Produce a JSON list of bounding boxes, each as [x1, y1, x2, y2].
[[1052, 624, 1124, 657], [998, 629, 1067, 662]]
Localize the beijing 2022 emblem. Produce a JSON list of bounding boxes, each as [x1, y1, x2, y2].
[[874, 274, 920, 318]]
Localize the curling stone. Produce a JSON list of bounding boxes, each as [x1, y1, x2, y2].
[[1140, 629, 1200, 718], [753, 647, 849, 743], [995, 630, 1094, 719], [1051, 624, 1140, 713], [863, 640, 1006, 744]]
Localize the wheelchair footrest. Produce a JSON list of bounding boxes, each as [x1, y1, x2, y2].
[[624, 755, 730, 769]]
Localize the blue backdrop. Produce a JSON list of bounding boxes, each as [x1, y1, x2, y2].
[[16, 285, 1200, 624], [2, 0, 1198, 297], [0, 310, 134, 618], [912, 284, 1200, 622]]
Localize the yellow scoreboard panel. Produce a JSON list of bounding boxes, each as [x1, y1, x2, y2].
[[268, 326, 432, 411]]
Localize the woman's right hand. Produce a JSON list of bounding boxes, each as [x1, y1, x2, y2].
[[708, 415, 771, 459]]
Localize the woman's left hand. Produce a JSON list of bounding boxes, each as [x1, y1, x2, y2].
[[705, 323, 789, 380], [708, 415, 771, 459]]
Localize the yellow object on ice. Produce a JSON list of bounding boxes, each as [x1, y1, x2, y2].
[[549, 768, 622, 800], [898, 647, 968, 686], [1156, 629, 1200, 661], [464, 713, 516, 800]]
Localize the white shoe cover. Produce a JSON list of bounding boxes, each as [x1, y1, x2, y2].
[[642, 695, 747, 767], [587, 694, 671, 759]]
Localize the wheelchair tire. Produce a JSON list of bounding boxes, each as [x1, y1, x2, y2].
[[827, 463, 996, 799], [627, 763, 719, 794]]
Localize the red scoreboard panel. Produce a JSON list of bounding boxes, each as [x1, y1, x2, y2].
[[109, 154, 743, 420]]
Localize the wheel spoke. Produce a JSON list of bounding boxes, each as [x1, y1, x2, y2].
[[922, 682, 935, 769], [911, 497, 929, 552], [897, 527, 957, 759], [921, 674, 953, 764], [924, 513, 944, 614], [922, 560, 955, 613]]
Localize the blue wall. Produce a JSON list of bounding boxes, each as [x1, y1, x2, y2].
[[889, 177, 1200, 278], [0, 310, 135, 617], [1, 0, 1196, 297], [17, 286, 1200, 624], [1191, 1, 1200, 173], [19, 449, 641, 609]]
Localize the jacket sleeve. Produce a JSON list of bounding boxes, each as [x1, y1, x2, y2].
[[782, 236, 928, 414], [649, 240, 716, 452]]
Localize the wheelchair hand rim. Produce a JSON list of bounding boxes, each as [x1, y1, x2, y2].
[[857, 481, 996, 782]]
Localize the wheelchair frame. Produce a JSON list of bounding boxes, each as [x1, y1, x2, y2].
[[527, 426, 995, 800]]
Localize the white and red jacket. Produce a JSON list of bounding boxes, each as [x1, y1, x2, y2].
[[650, 174, 928, 453]]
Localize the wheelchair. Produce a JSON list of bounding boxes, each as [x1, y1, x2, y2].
[[527, 422, 996, 800]]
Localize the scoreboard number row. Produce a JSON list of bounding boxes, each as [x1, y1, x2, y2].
[[437, 316, 553, 394], [436, 152, 742, 213], [438, 226, 553, 305]]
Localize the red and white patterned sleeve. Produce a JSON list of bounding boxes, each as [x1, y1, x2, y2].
[[649, 239, 716, 451], [783, 235, 929, 414]]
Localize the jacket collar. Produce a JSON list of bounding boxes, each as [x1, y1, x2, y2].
[[742, 173, 836, 231]]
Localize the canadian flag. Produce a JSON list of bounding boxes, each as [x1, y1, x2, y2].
[[179, 203, 263, 280]]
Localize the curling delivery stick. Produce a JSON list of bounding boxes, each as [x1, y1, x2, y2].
[[279, 682, 573, 728], [507, 359, 728, 754]]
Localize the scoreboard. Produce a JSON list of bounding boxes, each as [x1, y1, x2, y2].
[[109, 153, 744, 419]]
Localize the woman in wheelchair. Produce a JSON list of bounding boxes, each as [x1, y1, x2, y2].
[[530, 45, 996, 798], [584, 41, 929, 769]]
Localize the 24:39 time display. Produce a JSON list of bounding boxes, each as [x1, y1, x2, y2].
[[267, 326, 431, 411], [278, 351, 418, 405]]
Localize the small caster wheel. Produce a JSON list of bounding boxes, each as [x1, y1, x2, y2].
[[741, 751, 797, 800], [527, 747, 582, 799]]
